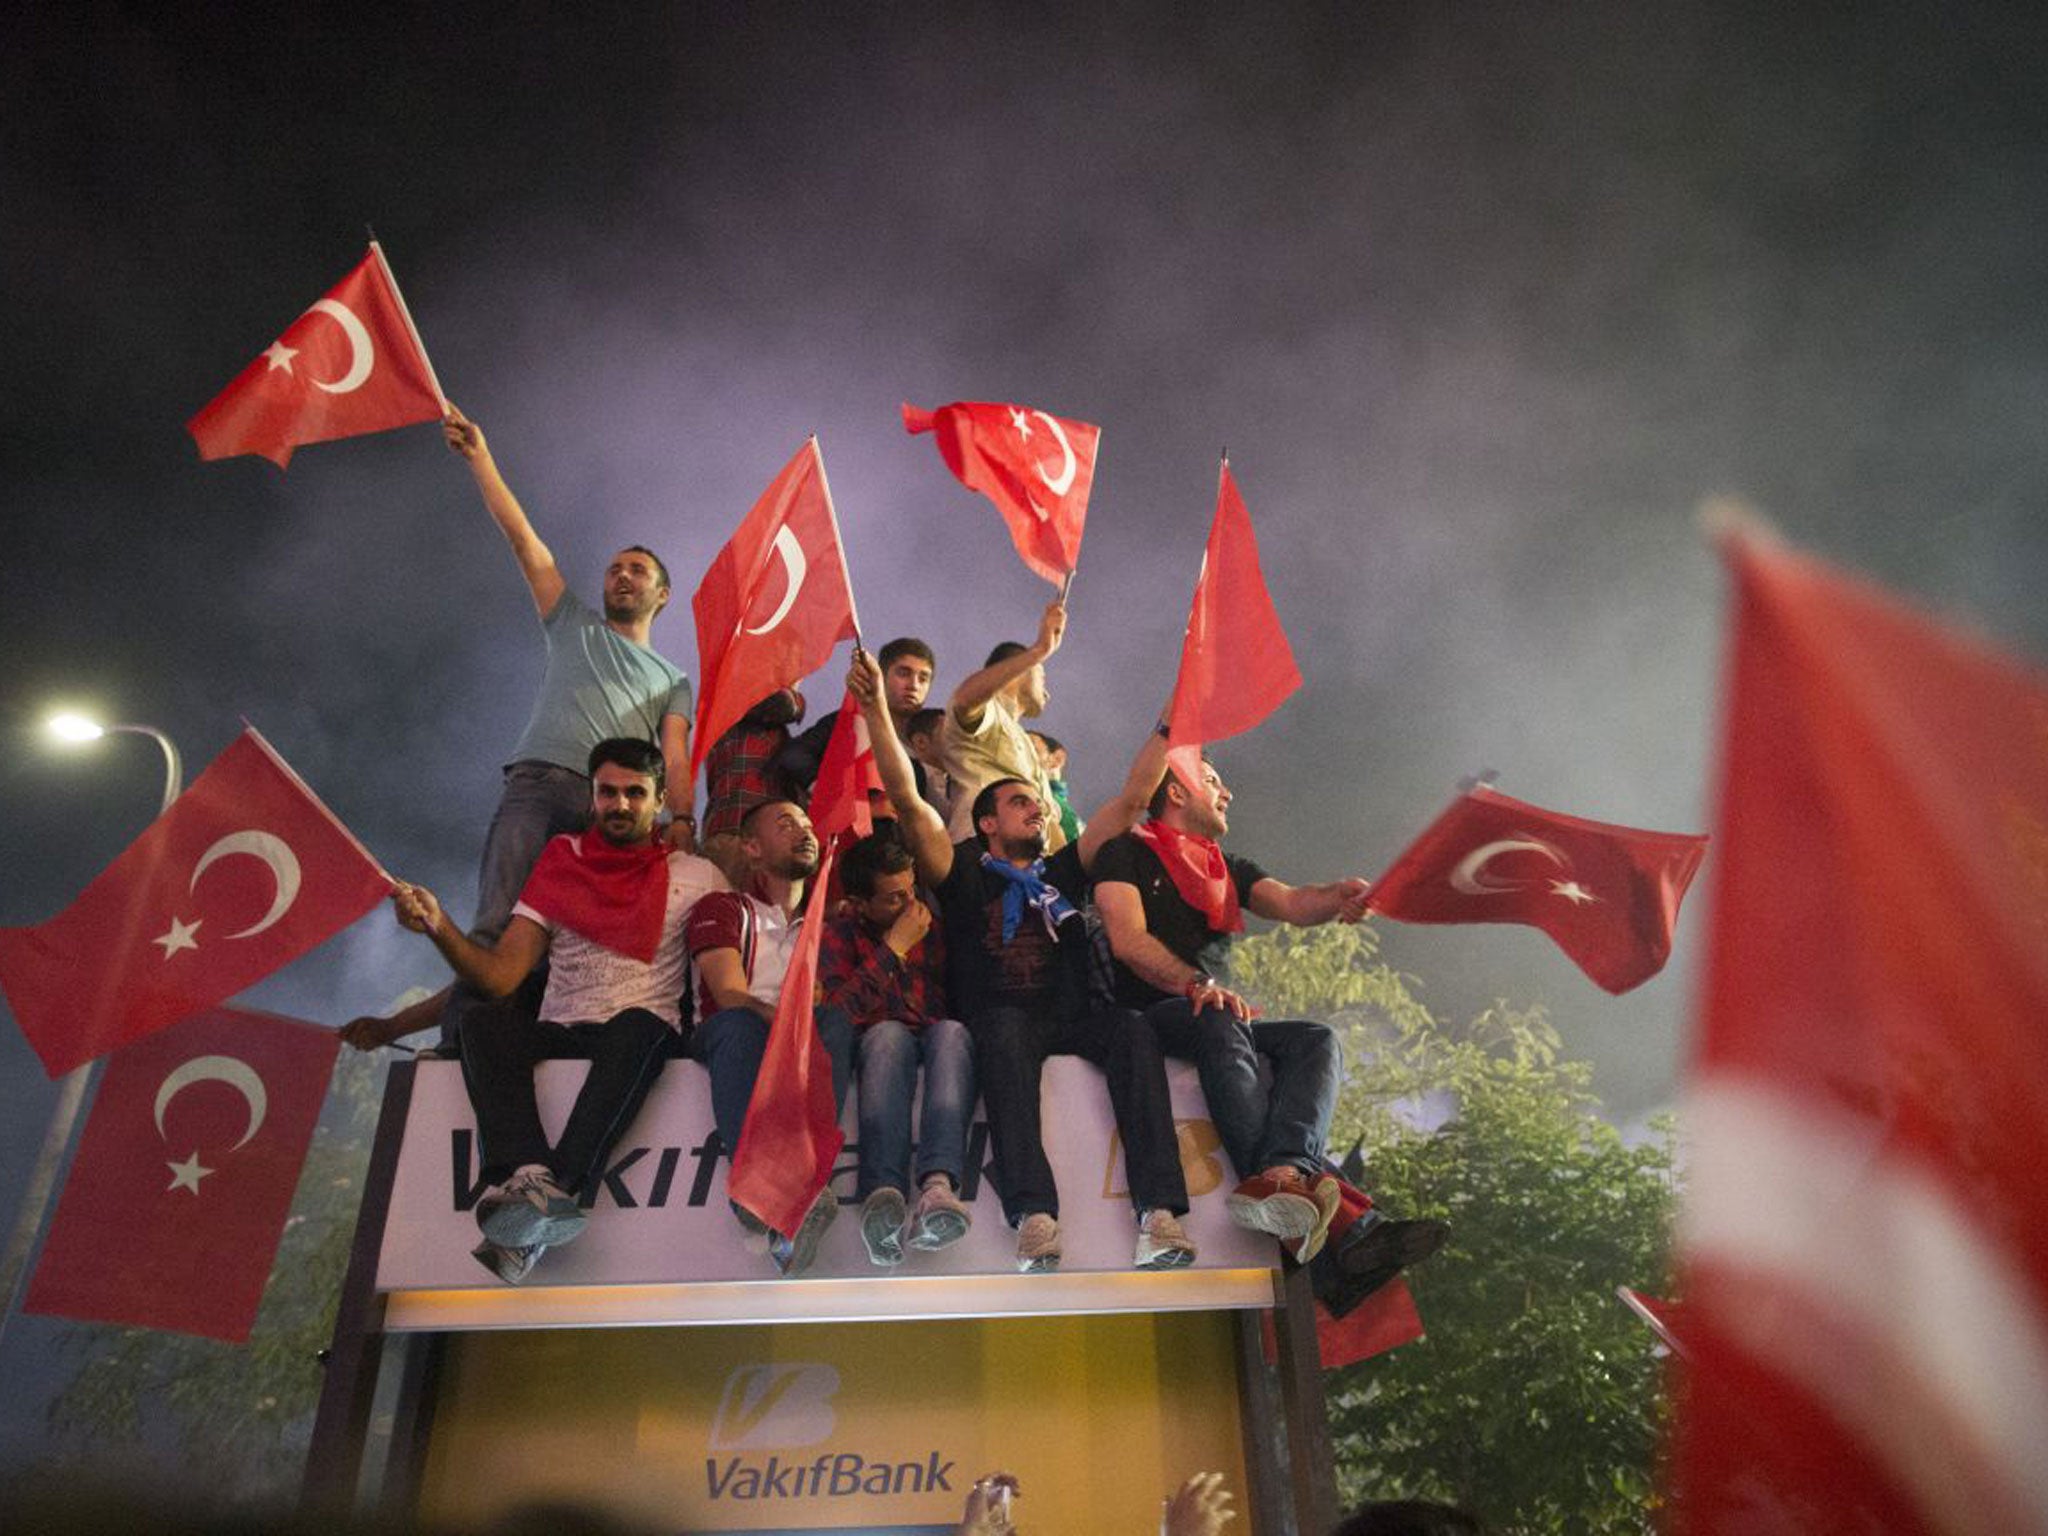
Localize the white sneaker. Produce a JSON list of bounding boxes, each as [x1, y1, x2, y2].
[[477, 1164, 587, 1248], [1134, 1208, 1197, 1270]]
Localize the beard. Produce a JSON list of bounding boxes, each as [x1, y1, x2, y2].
[[773, 845, 822, 881], [997, 828, 1047, 862], [598, 812, 650, 845]]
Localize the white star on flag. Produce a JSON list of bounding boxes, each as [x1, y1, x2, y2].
[[152, 916, 201, 958], [1008, 406, 1032, 440], [165, 1151, 213, 1194], [1548, 879, 1599, 905], [262, 341, 297, 374]]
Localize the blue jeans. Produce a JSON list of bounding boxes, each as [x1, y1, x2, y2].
[[438, 761, 591, 1050], [689, 1004, 855, 1161], [853, 1017, 975, 1198], [1144, 1000, 1340, 1180]]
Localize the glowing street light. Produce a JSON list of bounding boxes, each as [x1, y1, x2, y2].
[[42, 712, 183, 815]]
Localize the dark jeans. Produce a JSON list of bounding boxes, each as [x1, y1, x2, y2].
[[1144, 1000, 1341, 1180], [968, 1002, 1189, 1225], [460, 1002, 672, 1190], [438, 761, 591, 1050], [688, 1004, 855, 1161]]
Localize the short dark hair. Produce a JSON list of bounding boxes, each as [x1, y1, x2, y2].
[[588, 736, 666, 783], [877, 636, 935, 670], [739, 798, 800, 839], [971, 776, 1034, 829], [984, 640, 1029, 668], [1031, 731, 1064, 756], [1328, 1501, 1487, 1536], [841, 830, 915, 898], [1146, 755, 1207, 818], [620, 544, 670, 589], [906, 707, 945, 741]]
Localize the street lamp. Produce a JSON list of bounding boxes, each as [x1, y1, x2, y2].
[[0, 714, 187, 1351], [44, 713, 184, 815]]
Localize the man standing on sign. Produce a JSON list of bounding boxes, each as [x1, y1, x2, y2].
[[345, 405, 695, 1055]]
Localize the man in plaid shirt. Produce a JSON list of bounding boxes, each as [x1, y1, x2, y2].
[[818, 830, 975, 1266]]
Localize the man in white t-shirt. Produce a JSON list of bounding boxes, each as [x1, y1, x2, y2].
[[938, 600, 1070, 851], [390, 737, 724, 1283]]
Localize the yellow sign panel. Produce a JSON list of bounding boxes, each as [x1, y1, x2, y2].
[[416, 1311, 1253, 1533]]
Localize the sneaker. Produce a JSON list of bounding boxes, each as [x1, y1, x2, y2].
[[1325, 1217, 1451, 1316], [769, 1191, 839, 1277], [476, 1165, 587, 1249], [907, 1175, 973, 1252], [1226, 1169, 1325, 1245], [1284, 1171, 1349, 1265], [1134, 1208, 1197, 1270], [1015, 1212, 1062, 1273], [860, 1187, 908, 1267], [470, 1238, 545, 1285]]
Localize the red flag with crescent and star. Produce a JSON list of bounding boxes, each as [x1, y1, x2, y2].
[[903, 399, 1099, 586], [807, 691, 882, 845], [25, 1007, 339, 1342], [1367, 782, 1706, 995], [726, 841, 845, 1239], [1163, 460, 1303, 789], [186, 244, 444, 469], [0, 727, 390, 1077], [1671, 531, 2048, 1535], [690, 439, 860, 786]]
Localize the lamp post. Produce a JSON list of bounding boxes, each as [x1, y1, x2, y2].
[[0, 714, 185, 1350]]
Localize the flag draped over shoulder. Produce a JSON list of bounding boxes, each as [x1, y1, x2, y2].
[[0, 728, 390, 1077], [26, 1007, 339, 1342], [187, 245, 443, 469], [691, 440, 859, 786], [1368, 782, 1707, 995], [1672, 531, 2048, 1535], [903, 399, 1098, 585], [808, 692, 880, 844], [726, 842, 844, 1238], [1163, 460, 1302, 787]]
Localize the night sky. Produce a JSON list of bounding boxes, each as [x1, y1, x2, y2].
[[5, 0, 2048, 1476]]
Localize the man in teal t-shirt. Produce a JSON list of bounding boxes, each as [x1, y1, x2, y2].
[[343, 405, 694, 1055]]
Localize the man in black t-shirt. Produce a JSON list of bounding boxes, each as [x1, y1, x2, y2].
[[1095, 756, 1448, 1300], [848, 651, 1189, 1274]]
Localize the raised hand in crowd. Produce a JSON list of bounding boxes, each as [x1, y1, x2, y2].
[[1163, 1471, 1236, 1536], [957, 1471, 1020, 1535]]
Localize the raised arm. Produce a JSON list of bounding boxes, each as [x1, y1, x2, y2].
[[850, 650, 953, 884], [1246, 875, 1373, 926], [391, 881, 550, 998], [443, 404, 567, 619], [947, 600, 1065, 727], [1076, 727, 1169, 870]]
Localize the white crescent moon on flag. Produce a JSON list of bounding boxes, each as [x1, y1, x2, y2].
[[190, 830, 302, 938], [1448, 837, 1566, 894], [743, 525, 808, 635], [1032, 411, 1078, 496], [305, 298, 374, 394], [155, 1055, 268, 1150]]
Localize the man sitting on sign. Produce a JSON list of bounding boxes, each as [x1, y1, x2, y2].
[[1093, 754, 1449, 1300], [387, 737, 725, 1284], [345, 406, 696, 1056], [851, 651, 1193, 1273]]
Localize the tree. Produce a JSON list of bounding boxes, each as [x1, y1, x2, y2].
[[1230, 922, 1677, 1535], [38, 1046, 386, 1505]]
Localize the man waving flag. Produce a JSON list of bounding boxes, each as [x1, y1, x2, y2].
[[187, 243, 445, 469]]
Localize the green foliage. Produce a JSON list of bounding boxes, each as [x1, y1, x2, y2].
[[1231, 923, 1677, 1536], [42, 1047, 386, 1504]]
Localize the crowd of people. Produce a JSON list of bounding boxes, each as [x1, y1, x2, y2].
[[347, 407, 1447, 1306]]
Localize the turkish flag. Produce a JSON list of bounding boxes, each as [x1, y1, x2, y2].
[[0, 728, 390, 1077], [808, 692, 881, 843], [1671, 533, 2048, 1534], [25, 1007, 339, 1342], [1164, 461, 1303, 787], [903, 399, 1098, 585], [1368, 783, 1707, 995], [727, 842, 845, 1238], [187, 245, 443, 469], [1260, 1277, 1423, 1370], [691, 440, 860, 785]]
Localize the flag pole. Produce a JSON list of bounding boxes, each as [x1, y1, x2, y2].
[[808, 435, 864, 641], [367, 233, 448, 412], [1058, 570, 1074, 606]]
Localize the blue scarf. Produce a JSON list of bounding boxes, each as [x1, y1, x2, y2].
[[981, 853, 1076, 943]]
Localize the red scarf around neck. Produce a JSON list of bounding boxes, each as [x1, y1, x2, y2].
[[517, 832, 671, 962], [1134, 818, 1243, 934]]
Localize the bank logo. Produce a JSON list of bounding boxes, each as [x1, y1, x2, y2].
[[1103, 1117, 1226, 1200], [709, 1362, 841, 1450]]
